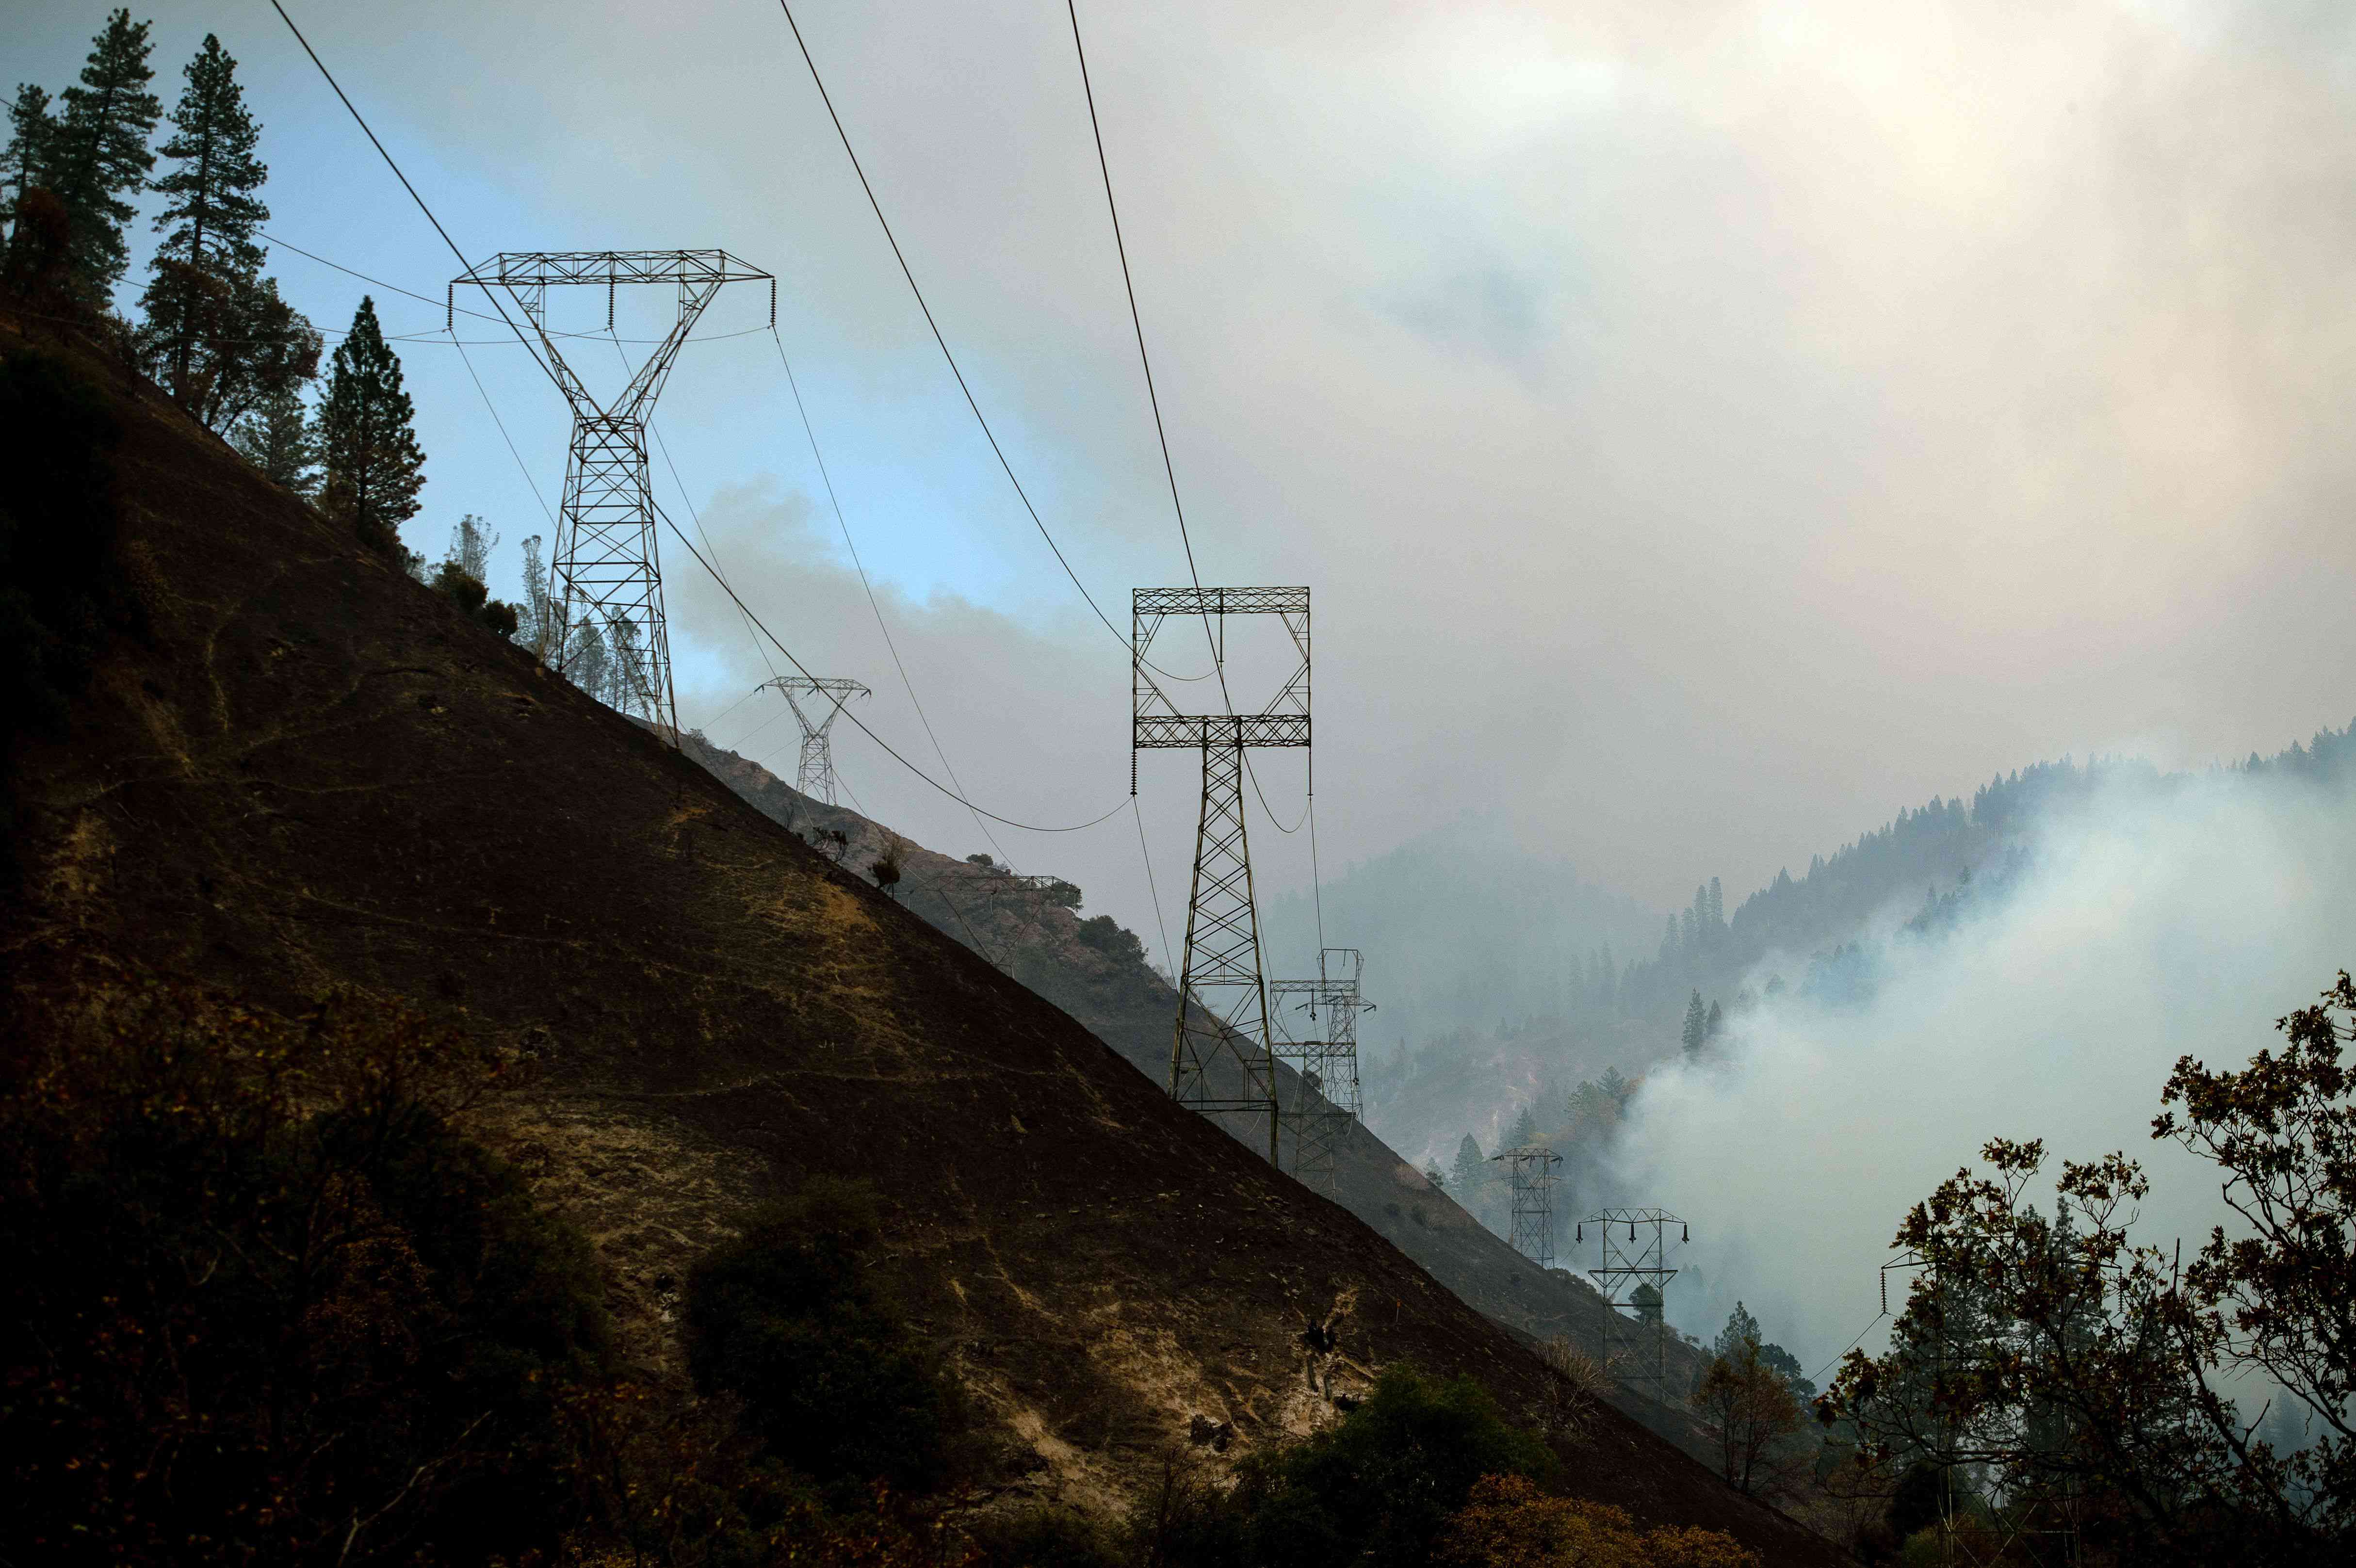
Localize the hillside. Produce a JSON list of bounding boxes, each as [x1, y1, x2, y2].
[[0, 306, 1833, 1562], [673, 733, 1724, 1446]]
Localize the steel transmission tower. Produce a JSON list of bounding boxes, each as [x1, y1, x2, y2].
[[758, 676, 871, 805], [1491, 1145, 1564, 1268], [1134, 587, 1311, 1164], [451, 251, 774, 734], [1581, 1207, 1688, 1402], [1269, 947, 1373, 1193]]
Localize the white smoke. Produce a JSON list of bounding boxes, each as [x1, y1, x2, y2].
[[1608, 766, 2356, 1374]]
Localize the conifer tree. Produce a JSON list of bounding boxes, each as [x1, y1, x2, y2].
[[1705, 998, 1724, 1043], [516, 533, 550, 652], [140, 35, 269, 407], [1681, 990, 1708, 1057], [318, 297, 424, 559], [3, 84, 55, 224], [1508, 1104, 1538, 1149], [227, 381, 317, 496], [49, 10, 159, 296], [1452, 1133, 1486, 1197]]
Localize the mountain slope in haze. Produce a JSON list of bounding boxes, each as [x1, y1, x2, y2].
[[1346, 730, 2356, 1184], [0, 307, 1832, 1563]]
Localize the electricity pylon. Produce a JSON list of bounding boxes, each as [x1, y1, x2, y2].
[[1493, 1146, 1564, 1269], [1580, 1207, 1688, 1402], [1134, 587, 1311, 1164], [1270, 948, 1373, 1194], [451, 251, 774, 734], [758, 675, 870, 805]]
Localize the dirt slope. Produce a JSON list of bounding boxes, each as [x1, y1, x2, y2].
[[0, 307, 1833, 1563]]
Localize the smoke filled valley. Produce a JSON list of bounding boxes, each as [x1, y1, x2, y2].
[[10, 3, 2356, 1566]]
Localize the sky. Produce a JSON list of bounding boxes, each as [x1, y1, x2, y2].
[[16, 0, 2356, 963]]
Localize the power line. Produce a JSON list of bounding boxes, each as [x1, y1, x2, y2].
[[1067, 4, 1333, 957], [274, 0, 1139, 841], [1064, 0, 1219, 693], [766, 0, 1207, 686], [1130, 795, 1178, 983], [263, 1, 561, 398], [449, 335, 556, 528], [1808, 1310, 1890, 1391], [609, 328, 784, 697], [767, 326, 1017, 873], [653, 500, 1131, 834]]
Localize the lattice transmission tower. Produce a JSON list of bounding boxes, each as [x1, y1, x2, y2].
[[758, 676, 871, 805], [1134, 587, 1310, 1164], [1269, 947, 1374, 1194], [451, 251, 774, 734], [1490, 1145, 1564, 1267], [1581, 1207, 1688, 1403]]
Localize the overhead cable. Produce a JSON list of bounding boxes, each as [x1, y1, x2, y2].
[[654, 501, 1132, 834], [263, 2, 562, 397], [768, 326, 1019, 873], [767, 0, 1207, 685]]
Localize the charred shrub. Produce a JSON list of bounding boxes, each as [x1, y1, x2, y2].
[[0, 963, 612, 1566], [684, 1177, 960, 1495]]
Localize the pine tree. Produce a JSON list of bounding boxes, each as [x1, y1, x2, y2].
[[1708, 875, 1723, 929], [141, 35, 269, 408], [1705, 999, 1723, 1043], [227, 380, 317, 495], [49, 10, 159, 296], [1451, 1133, 1486, 1197], [137, 266, 318, 429], [1508, 1104, 1539, 1149], [516, 533, 549, 652], [445, 514, 498, 583], [1681, 990, 1708, 1057], [1659, 914, 1678, 962], [148, 37, 264, 276], [3, 84, 55, 223], [318, 297, 425, 559], [1714, 1300, 1765, 1360]]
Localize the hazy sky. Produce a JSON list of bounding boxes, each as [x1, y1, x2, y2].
[[19, 0, 2356, 957]]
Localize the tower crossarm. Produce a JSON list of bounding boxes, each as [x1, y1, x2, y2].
[[451, 250, 776, 426], [454, 250, 773, 289]]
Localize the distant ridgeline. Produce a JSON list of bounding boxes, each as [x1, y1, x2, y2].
[[1618, 720, 2356, 1028]]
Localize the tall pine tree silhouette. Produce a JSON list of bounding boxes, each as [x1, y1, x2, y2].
[[2, 84, 55, 219], [319, 297, 423, 560], [49, 10, 158, 296], [140, 35, 273, 412]]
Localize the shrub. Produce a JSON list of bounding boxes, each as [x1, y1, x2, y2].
[[0, 959, 612, 1566], [1441, 1473, 1756, 1568], [1221, 1366, 1559, 1568], [683, 1178, 959, 1495]]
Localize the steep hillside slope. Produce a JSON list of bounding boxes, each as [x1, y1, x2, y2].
[[0, 309, 1829, 1562], [678, 734, 1718, 1441]]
